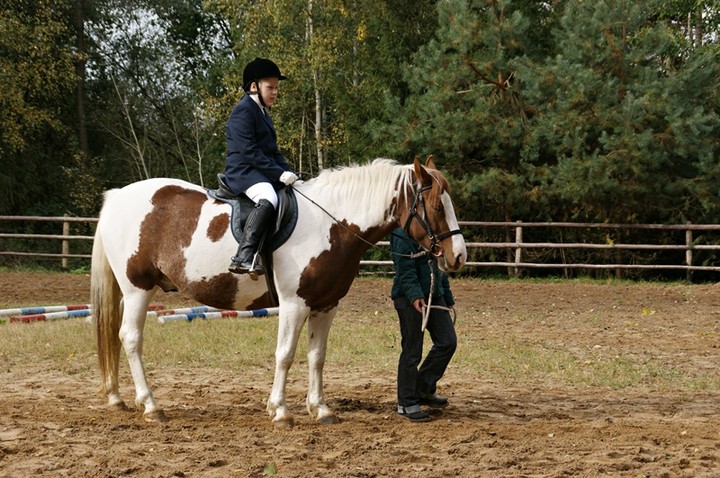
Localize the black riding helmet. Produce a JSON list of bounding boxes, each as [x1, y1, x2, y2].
[[242, 58, 287, 107]]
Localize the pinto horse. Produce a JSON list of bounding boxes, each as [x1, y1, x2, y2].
[[91, 157, 466, 428]]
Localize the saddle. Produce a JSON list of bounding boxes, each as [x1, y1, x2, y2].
[[207, 174, 299, 305]]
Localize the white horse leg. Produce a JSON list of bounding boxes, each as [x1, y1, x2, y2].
[[118, 292, 165, 422], [267, 306, 307, 428], [306, 308, 339, 424]]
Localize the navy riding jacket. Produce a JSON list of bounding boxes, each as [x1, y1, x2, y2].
[[224, 94, 292, 195]]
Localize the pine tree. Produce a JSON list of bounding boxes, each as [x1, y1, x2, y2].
[[374, 0, 556, 221], [522, 0, 720, 223]]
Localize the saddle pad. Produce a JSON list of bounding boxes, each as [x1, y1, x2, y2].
[[206, 187, 298, 252]]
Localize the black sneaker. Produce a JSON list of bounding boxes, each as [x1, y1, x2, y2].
[[418, 392, 448, 409], [397, 406, 432, 422]]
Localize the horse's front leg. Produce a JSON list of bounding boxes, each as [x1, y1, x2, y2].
[[119, 295, 166, 422], [267, 306, 307, 428], [306, 308, 339, 424]]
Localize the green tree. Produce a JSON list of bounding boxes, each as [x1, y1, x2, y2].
[[522, 0, 720, 223], [0, 0, 78, 215], [86, 0, 226, 188], [204, 0, 437, 175], [376, 0, 719, 226], [373, 0, 556, 221]]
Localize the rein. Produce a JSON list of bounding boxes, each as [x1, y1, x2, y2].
[[290, 177, 459, 261]]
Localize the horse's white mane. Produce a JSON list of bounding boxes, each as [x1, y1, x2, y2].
[[306, 158, 413, 222], [313, 158, 412, 195]]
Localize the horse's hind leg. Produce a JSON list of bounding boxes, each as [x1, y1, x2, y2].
[[104, 297, 127, 410], [119, 291, 167, 422], [306, 307, 339, 424]]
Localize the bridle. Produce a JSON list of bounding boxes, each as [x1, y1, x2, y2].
[[402, 180, 462, 258], [289, 172, 461, 260]]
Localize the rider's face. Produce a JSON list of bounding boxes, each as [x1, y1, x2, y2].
[[254, 77, 280, 107]]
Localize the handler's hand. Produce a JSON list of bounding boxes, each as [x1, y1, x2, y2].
[[412, 298, 426, 314], [280, 171, 299, 185]]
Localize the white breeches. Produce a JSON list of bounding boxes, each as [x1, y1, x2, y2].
[[245, 182, 278, 209]]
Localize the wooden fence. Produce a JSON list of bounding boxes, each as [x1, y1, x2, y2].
[[0, 216, 97, 269], [3, 216, 720, 278]]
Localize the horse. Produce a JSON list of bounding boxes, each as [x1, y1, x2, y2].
[[91, 156, 467, 428]]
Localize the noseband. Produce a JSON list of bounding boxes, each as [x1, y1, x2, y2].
[[403, 181, 462, 257]]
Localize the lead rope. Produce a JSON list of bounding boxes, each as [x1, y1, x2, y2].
[[420, 259, 457, 331], [421, 257, 435, 332]]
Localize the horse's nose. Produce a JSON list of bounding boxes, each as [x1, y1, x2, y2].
[[453, 253, 466, 270]]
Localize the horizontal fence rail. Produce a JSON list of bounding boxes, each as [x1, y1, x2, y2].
[[2, 216, 720, 278], [0, 216, 97, 269]]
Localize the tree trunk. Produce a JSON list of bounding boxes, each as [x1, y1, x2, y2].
[[694, 8, 702, 47], [74, 0, 88, 158], [307, 0, 324, 170]]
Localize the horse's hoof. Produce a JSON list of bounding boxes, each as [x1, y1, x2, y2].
[[317, 414, 340, 425], [144, 410, 168, 423], [272, 417, 294, 430], [109, 401, 131, 412]]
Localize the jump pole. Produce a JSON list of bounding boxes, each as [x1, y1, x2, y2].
[[0, 303, 165, 318], [9, 308, 93, 323], [158, 307, 280, 323], [0, 303, 92, 317], [6, 303, 167, 324], [149, 305, 221, 319]]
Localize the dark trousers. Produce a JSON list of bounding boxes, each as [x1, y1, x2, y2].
[[394, 295, 457, 408]]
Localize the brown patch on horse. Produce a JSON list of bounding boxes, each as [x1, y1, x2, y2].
[[248, 292, 275, 310], [185, 273, 239, 310], [297, 221, 393, 311], [126, 185, 241, 306], [425, 170, 450, 209], [126, 185, 205, 291], [208, 213, 229, 243]]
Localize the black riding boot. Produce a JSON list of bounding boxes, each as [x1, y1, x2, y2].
[[229, 199, 275, 278]]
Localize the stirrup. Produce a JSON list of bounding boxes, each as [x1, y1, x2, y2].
[[228, 257, 265, 280]]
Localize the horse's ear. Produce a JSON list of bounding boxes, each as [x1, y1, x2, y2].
[[413, 157, 432, 186], [425, 155, 437, 170]]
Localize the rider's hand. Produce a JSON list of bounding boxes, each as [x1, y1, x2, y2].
[[279, 171, 299, 186], [412, 298, 426, 314]]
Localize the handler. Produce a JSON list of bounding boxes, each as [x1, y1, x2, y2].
[[390, 226, 457, 422], [223, 57, 298, 276]]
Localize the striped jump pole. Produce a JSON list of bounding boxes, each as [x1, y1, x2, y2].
[[6, 303, 166, 324], [158, 307, 280, 323], [149, 305, 221, 319], [0, 303, 92, 318], [0, 303, 165, 318], [10, 308, 92, 324]]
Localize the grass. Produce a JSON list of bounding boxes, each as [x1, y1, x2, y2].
[[2, 311, 719, 395], [2, 277, 720, 394]]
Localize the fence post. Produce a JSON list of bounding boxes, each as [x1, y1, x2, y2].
[[62, 218, 70, 269], [685, 224, 693, 283], [514, 220, 523, 277]]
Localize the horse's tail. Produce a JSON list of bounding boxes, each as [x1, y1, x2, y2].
[[91, 216, 122, 397]]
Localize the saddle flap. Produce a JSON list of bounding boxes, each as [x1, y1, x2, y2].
[[206, 186, 298, 252]]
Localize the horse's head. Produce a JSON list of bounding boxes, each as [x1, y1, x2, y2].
[[400, 156, 467, 272]]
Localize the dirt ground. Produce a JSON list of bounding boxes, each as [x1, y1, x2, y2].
[[1, 271, 720, 477]]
